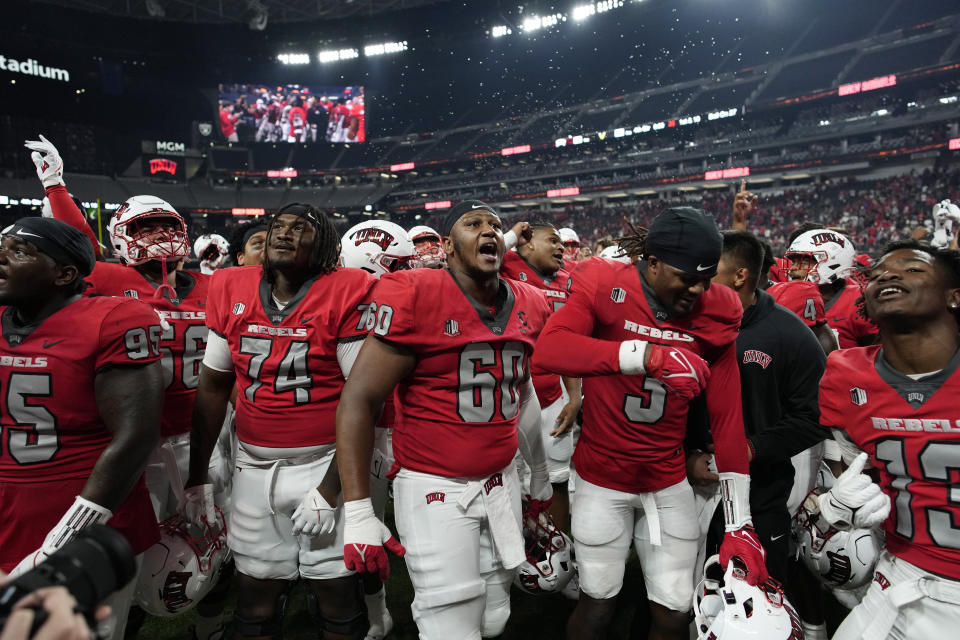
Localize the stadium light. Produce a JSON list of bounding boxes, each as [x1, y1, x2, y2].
[[521, 13, 563, 33], [572, 5, 596, 21], [364, 41, 408, 57], [318, 48, 359, 63], [277, 53, 310, 65], [491, 25, 512, 37]]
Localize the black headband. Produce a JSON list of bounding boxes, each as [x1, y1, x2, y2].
[[440, 200, 499, 236], [3, 217, 96, 276], [241, 223, 268, 251]]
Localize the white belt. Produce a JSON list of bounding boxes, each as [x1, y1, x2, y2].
[[859, 570, 960, 639], [638, 492, 662, 546], [457, 468, 525, 570], [235, 441, 332, 516]]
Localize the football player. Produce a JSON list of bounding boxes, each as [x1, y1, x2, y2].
[[785, 228, 878, 348], [408, 225, 446, 269], [24, 135, 231, 640], [0, 218, 163, 640], [536, 207, 767, 640], [501, 220, 581, 529], [816, 240, 960, 640], [559, 227, 581, 265], [187, 203, 374, 640], [335, 200, 554, 639], [229, 221, 268, 267]]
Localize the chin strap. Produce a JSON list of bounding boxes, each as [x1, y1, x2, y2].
[[154, 256, 177, 301]]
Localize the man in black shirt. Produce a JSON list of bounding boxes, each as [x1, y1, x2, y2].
[[692, 230, 828, 582]]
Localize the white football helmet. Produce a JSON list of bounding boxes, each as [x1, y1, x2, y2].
[[558, 227, 581, 263], [193, 233, 230, 274], [694, 555, 803, 640], [931, 199, 960, 249], [135, 511, 229, 617], [598, 244, 631, 263], [107, 195, 190, 265], [513, 509, 575, 595], [340, 220, 418, 276], [408, 224, 446, 268], [792, 488, 881, 590], [784, 229, 855, 285]]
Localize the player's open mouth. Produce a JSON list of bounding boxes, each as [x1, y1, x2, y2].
[[875, 285, 907, 301], [478, 242, 498, 262]]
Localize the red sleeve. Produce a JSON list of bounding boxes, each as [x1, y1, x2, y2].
[[369, 271, 423, 348], [45, 184, 101, 257], [204, 268, 231, 336], [818, 351, 846, 431], [706, 341, 750, 475], [337, 271, 376, 341], [534, 260, 620, 377], [95, 300, 162, 370]]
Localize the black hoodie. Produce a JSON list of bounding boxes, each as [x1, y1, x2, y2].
[[738, 288, 828, 513]]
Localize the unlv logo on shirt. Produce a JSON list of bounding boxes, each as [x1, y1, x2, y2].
[[350, 227, 394, 251]]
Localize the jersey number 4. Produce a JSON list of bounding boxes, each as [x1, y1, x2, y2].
[[239, 336, 312, 404]]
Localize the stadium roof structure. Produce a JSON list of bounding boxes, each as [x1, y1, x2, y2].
[[30, 0, 452, 24]]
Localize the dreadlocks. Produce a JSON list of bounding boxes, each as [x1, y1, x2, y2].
[[614, 217, 649, 259], [262, 203, 341, 284]]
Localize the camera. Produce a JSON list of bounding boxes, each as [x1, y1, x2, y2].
[[0, 525, 136, 636]]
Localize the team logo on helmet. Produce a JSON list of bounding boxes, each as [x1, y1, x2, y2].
[[810, 232, 845, 247], [350, 227, 395, 252], [198, 122, 213, 137]]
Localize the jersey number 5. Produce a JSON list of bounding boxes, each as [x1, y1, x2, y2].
[[1, 373, 57, 464]]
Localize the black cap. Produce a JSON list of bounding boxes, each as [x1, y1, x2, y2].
[[3, 217, 96, 276], [645, 207, 722, 276], [440, 200, 499, 237]]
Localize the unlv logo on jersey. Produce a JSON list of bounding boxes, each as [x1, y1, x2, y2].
[[350, 227, 394, 252], [810, 232, 845, 247], [425, 491, 446, 504], [850, 387, 867, 406]]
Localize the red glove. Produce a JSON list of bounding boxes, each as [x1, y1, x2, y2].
[[343, 498, 405, 581], [719, 526, 769, 586], [644, 343, 710, 401]]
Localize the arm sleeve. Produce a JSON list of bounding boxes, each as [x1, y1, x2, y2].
[[337, 339, 364, 379], [96, 301, 163, 370], [749, 327, 829, 460], [534, 262, 621, 377], [369, 272, 422, 349], [706, 341, 750, 475], [45, 184, 101, 257], [516, 378, 547, 470], [202, 330, 234, 372], [832, 428, 870, 467]]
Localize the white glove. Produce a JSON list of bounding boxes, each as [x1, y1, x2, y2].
[[527, 462, 553, 503], [819, 452, 890, 530], [23, 134, 64, 188], [9, 496, 112, 578], [292, 487, 337, 537], [182, 483, 218, 528]]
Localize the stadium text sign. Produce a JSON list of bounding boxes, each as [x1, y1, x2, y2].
[[156, 141, 186, 155], [501, 145, 531, 156], [149, 159, 178, 176], [233, 208, 266, 216], [705, 166, 750, 181], [547, 187, 580, 197], [0, 55, 70, 82], [425, 200, 452, 210], [266, 169, 298, 178], [391, 162, 415, 171], [949, 138, 960, 151], [838, 74, 897, 96]]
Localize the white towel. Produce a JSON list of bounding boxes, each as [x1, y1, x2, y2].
[[457, 467, 525, 570]]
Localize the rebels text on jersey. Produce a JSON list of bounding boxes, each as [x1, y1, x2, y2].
[[84, 262, 210, 437], [535, 258, 749, 493], [370, 269, 551, 479], [820, 346, 960, 580], [768, 280, 826, 328], [825, 281, 878, 349], [206, 265, 375, 448], [500, 251, 571, 406], [0, 297, 162, 482]]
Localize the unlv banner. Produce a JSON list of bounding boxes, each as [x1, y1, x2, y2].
[[143, 155, 184, 182]]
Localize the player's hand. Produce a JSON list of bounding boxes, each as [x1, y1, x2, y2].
[[182, 483, 218, 528], [510, 221, 533, 247], [0, 584, 107, 640], [732, 179, 757, 231], [23, 134, 64, 189], [644, 342, 710, 401], [550, 396, 581, 437], [719, 526, 768, 586], [343, 498, 405, 582], [292, 487, 337, 537], [819, 452, 890, 530], [686, 451, 719, 486]]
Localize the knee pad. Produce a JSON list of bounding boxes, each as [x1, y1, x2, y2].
[[480, 600, 510, 638]]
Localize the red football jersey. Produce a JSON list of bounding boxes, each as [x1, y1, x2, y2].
[[535, 258, 749, 493], [0, 297, 162, 482], [824, 281, 877, 349], [500, 251, 571, 406], [84, 262, 210, 437], [370, 269, 551, 478], [206, 266, 375, 448], [820, 347, 960, 580], [768, 280, 826, 328]]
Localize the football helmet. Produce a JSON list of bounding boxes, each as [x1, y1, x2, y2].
[[792, 488, 881, 590], [107, 195, 190, 265], [513, 508, 574, 595], [340, 220, 418, 276], [784, 229, 855, 285], [135, 511, 229, 617], [193, 233, 230, 274], [598, 244, 631, 263], [408, 224, 445, 268], [693, 555, 803, 640], [558, 227, 580, 263]]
